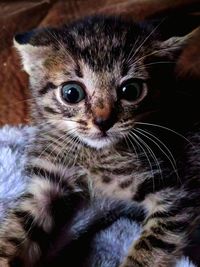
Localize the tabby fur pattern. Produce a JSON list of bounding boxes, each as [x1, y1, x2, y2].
[[0, 15, 199, 267]]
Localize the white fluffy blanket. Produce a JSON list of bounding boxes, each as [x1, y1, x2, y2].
[[0, 125, 195, 267]]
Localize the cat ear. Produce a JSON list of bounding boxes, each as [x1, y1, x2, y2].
[[14, 30, 51, 74], [155, 27, 199, 59]]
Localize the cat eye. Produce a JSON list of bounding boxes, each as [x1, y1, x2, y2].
[[61, 82, 85, 104], [118, 79, 146, 103]]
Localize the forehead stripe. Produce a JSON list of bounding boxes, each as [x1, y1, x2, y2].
[[39, 82, 57, 95], [75, 63, 83, 78]]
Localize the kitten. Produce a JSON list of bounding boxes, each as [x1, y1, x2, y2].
[[0, 15, 199, 267]]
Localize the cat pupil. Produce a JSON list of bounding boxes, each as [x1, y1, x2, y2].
[[119, 80, 143, 102], [67, 88, 79, 101]]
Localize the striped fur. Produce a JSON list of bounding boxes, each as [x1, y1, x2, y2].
[[0, 16, 199, 267]]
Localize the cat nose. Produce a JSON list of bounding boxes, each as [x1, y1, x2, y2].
[[92, 104, 117, 132], [93, 109, 117, 132], [93, 116, 115, 132]]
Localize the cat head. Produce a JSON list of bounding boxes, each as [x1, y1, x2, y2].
[[14, 16, 197, 149]]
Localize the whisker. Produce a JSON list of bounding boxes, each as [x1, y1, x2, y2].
[[46, 134, 71, 165], [122, 132, 131, 151], [32, 119, 80, 133], [135, 122, 194, 148], [38, 124, 77, 139], [35, 127, 77, 167], [134, 61, 175, 72], [125, 33, 143, 64], [125, 133, 139, 161], [4, 96, 41, 108], [131, 18, 166, 62], [72, 137, 81, 167], [136, 128, 176, 166], [131, 46, 179, 67], [131, 130, 163, 183], [121, 131, 139, 163], [142, 61, 175, 67], [135, 128, 181, 183], [45, 28, 73, 60], [128, 132, 155, 180], [51, 129, 78, 167]]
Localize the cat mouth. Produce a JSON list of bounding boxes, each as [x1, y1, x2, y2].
[[81, 133, 115, 149], [90, 132, 109, 139]]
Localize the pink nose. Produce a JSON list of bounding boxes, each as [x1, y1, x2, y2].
[[93, 106, 117, 132]]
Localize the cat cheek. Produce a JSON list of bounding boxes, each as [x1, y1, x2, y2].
[[84, 120, 95, 132], [76, 120, 89, 133]]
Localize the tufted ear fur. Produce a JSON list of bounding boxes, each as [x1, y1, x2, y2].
[[14, 30, 52, 74], [154, 27, 199, 59]]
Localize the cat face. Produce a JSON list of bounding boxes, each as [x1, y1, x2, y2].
[[54, 70, 148, 149], [14, 16, 194, 149]]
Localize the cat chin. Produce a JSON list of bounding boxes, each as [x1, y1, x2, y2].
[[80, 136, 115, 149]]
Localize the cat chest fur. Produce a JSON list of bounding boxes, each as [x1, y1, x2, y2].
[[85, 147, 149, 201]]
